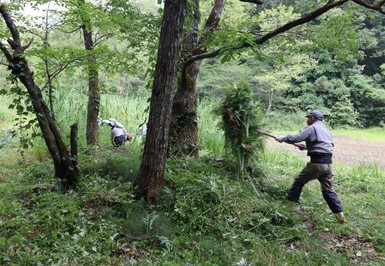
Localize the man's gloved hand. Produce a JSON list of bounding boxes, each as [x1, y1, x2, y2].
[[296, 143, 306, 150], [275, 136, 285, 143]]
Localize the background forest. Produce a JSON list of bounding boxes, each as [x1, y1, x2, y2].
[[1, 0, 385, 265], [2, 0, 385, 129]]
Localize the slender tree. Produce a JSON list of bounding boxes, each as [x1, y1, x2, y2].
[[134, 0, 187, 203], [0, 4, 79, 188], [77, 0, 100, 146]]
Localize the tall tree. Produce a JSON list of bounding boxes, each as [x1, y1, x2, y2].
[[134, 0, 187, 203], [77, 0, 100, 145], [168, 0, 227, 157], [0, 4, 79, 188]]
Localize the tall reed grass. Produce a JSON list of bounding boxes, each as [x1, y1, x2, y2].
[[198, 100, 224, 155], [52, 89, 150, 147], [51, 88, 225, 154]]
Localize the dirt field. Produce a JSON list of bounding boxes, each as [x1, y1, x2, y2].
[[268, 135, 385, 169]]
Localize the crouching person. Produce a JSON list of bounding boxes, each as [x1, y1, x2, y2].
[[103, 118, 132, 147], [138, 124, 147, 142]]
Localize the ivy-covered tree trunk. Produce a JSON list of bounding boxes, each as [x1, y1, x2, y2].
[[169, 0, 201, 157], [134, 0, 187, 203], [0, 5, 79, 188], [79, 0, 100, 146], [169, 0, 226, 157], [169, 62, 201, 157]]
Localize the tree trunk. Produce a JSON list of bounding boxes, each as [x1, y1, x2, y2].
[[169, 0, 201, 157], [169, 0, 226, 157], [85, 63, 100, 146], [0, 5, 79, 188], [80, 0, 100, 146], [70, 123, 80, 179], [134, 0, 187, 203], [169, 62, 201, 157]]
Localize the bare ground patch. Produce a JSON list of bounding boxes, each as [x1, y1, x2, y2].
[[267, 135, 385, 169]]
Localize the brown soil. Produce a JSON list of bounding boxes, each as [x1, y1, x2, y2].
[[267, 135, 385, 169]]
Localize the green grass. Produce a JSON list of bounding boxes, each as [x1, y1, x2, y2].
[[1, 93, 385, 264], [3, 145, 384, 265], [333, 127, 385, 142], [0, 94, 16, 127]]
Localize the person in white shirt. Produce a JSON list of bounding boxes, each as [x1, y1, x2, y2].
[[102, 118, 131, 147], [137, 124, 147, 142]]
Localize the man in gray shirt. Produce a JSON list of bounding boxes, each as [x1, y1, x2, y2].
[[276, 110, 345, 223]]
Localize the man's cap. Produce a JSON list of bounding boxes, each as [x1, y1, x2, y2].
[[306, 110, 324, 121]]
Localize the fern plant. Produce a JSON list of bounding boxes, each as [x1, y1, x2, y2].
[[218, 82, 265, 177]]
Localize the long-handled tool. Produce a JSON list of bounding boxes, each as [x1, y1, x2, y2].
[[257, 130, 305, 149]]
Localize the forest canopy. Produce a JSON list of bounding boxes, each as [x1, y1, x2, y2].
[[1, 0, 385, 129]]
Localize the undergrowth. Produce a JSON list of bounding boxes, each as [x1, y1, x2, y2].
[[1, 94, 385, 264], [1, 142, 385, 264]]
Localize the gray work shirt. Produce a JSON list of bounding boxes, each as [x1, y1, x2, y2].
[[282, 120, 333, 155]]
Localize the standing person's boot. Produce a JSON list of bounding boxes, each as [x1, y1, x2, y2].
[[335, 212, 345, 224]]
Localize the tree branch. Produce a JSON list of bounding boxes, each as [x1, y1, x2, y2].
[[182, 0, 226, 74], [185, 0, 348, 66], [1, 5, 33, 57], [41, 58, 81, 91], [0, 62, 10, 67], [239, 0, 263, 4], [350, 0, 385, 14], [66, 25, 83, 34], [202, 0, 226, 38], [253, 0, 348, 45], [94, 32, 113, 46], [22, 38, 33, 51]]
